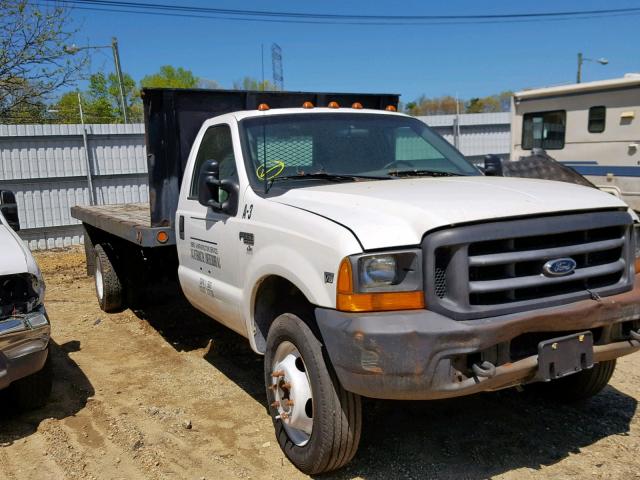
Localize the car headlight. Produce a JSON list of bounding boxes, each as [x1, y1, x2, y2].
[[337, 250, 424, 312], [360, 255, 397, 287]]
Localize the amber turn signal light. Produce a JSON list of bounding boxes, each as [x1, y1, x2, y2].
[[258, 103, 270, 111], [335, 258, 425, 312], [156, 231, 169, 244]]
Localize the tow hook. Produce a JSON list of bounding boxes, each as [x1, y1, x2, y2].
[[630, 329, 640, 342], [472, 361, 497, 378]]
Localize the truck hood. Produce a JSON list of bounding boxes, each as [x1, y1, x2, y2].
[[0, 224, 29, 275], [272, 176, 628, 250]]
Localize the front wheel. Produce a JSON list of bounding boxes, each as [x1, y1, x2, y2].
[[264, 313, 362, 475]]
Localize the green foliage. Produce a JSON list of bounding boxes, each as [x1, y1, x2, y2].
[[52, 72, 142, 123], [232, 76, 280, 91], [404, 91, 514, 116], [140, 65, 199, 89], [404, 95, 460, 115]]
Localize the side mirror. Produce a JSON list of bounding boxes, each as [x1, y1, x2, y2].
[[0, 190, 20, 232], [197, 159, 239, 216], [483, 154, 504, 177]]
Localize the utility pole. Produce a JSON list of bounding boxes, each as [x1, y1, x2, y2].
[[576, 52, 608, 84], [111, 37, 128, 123], [63, 38, 129, 123], [77, 93, 96, 205], [577, 52, 583, 83]]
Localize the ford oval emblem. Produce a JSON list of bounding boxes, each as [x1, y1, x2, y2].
[[542, 258, 577, 277]]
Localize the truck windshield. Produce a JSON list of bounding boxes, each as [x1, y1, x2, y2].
[[240, 113, 479, 191]]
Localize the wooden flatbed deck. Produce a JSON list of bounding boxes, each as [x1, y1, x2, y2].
[[71, 203, 176, 247]]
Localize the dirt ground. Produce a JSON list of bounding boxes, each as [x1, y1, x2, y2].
[[1, 247, 640, 480]]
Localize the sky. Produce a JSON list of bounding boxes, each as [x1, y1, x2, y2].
[[64, 0, 640, 103]]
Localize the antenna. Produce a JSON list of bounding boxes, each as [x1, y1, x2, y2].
[[271, 43, 284, 90]]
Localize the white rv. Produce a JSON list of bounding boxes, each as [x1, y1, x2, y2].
[[511, 74, 640, 209]]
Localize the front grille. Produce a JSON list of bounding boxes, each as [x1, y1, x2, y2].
[[423, 211, 634, 320]]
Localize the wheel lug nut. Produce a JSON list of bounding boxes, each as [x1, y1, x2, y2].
[[284, 399, 294, 407], [282, 382, 291, 390], [270, 401, 280, 408], [271, 370, 284, 378]]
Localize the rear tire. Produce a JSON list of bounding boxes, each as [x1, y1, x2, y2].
[[10, 346, 53, 410], [94, 244, 124, 313], [530, 359, 616, 402], [264, 313, 362, 475]]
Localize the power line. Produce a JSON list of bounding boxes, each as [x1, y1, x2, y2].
[[39, 0, 640, 26]]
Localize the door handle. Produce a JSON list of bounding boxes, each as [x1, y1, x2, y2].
[[179, 215, 185, 240]]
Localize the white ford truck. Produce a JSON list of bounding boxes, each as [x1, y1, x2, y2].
[[72, 88, 640, 474], [0, 190, 51, 409]]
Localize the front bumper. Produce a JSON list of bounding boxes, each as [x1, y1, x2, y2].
[[315, 276, 640, 400], [0, 306, 50, 390]]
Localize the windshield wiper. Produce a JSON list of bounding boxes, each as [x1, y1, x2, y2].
[[388, 169, 463, 178], [267, 172, 390, 192]]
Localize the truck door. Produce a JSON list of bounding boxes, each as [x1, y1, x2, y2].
[[176, 124, 245, 335]]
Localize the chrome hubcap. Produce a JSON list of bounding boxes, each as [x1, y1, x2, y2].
[[95, 261, 104, 300], [270, 341, 313, 446]]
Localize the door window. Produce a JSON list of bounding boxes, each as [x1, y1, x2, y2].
[[191, 125, 237, 202]]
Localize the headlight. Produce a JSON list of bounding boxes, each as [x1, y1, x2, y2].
[[361, 255, 397, 287], [337, 250, 424, 312]]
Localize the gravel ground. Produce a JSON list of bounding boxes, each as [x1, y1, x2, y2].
[[0, 247, 639, 479]]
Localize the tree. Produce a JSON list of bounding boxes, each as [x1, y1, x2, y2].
[[52, 71, 142, 123], [233, 76, 279, 91], [404, 95, 460, 116], [140, 65, 199, 89], [0, 1, 85, 122], [87, 71, 141, 122], [197, 78, 222, 89]]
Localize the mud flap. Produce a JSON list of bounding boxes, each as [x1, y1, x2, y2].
[[535, 331, 594, 382]]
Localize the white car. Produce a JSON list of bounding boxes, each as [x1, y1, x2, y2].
[[0, 190, 51, 409]]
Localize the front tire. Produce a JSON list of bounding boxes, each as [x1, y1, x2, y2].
[[94, 244, 124, 313], [264, 313, 362, 475], [530, 359, 617, 402]]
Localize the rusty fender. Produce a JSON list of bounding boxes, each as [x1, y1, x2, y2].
[[315, 277, 640, 400]]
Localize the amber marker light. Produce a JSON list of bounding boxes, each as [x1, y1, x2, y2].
[[385, 105, 397, 112], [351, 102, 363, 109], [258, 103, 270, 111], [335, 258, 425, 312], [302, 101, 314, 109], [328, 101, 340, 109], [156, 231, 169, 244], [635, 257, 640, 274]]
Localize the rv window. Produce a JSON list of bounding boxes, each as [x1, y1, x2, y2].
[[588, 106, 606, 133], [522, 110, 566, 150]]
